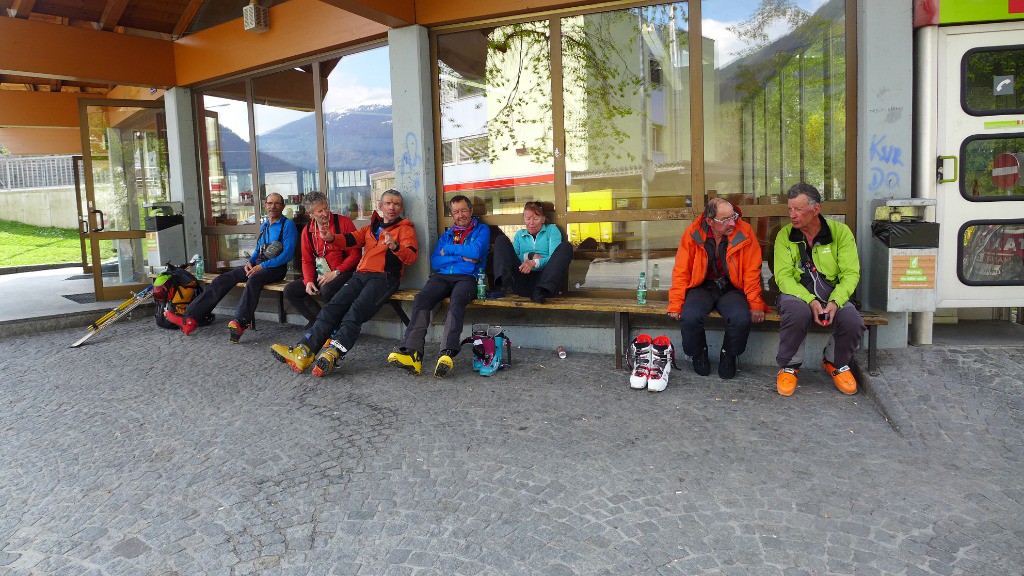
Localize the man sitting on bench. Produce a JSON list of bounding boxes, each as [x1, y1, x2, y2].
[[665, 197, 769, 384], [387, 194, 490, 378], [164, 192, 297, 343], [774, 183, 866, 397]]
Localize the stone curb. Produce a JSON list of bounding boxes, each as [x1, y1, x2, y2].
[[0, 262, 79, 276]]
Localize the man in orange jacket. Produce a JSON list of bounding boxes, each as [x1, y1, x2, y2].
[[667, 198, 769, 379]]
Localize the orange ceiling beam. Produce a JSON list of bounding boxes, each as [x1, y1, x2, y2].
[[174, 0, 387, 86], [317, 0, 414, 28], [0, 91, 81, 128], [414, 0, 594, 26], [0, 17, 176, 88], [0, 127, 81, 155]]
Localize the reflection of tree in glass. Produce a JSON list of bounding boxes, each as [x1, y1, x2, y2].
[[727, 0, 809, 58], [475, 6, 686, 168]]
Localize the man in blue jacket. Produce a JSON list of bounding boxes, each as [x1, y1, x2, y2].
[[164, 192, 298, 343], [388, 195, 490, 378]]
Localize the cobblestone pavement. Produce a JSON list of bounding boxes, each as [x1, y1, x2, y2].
[[1, 319, 1021, 575]]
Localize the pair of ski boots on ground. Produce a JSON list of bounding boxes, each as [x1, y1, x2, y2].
[[386, 349, 455, 379], [387, 326, 510, 379], [627, 334, 680, 392], [270, 339, 346, 378], [164, 310, 246, 343], [776, 358, 857, 396]]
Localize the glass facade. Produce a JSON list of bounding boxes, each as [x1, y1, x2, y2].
[[196, 45, 394, 272], [434, 0, 851, 294], [437, 22, 555, 215]]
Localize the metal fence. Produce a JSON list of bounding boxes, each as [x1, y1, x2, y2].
[[0, 155, 76, 191]]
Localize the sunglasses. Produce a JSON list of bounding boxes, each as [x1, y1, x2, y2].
[[710, 213, 740, 224]]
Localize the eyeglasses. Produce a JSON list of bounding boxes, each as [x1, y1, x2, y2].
[[710, 213, 740, 224]]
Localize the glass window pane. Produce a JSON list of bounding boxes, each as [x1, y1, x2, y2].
[[253, 68, 317, 221], [321, 47, 395, 226], [960, 222, 1024, 283], [961, 134, 1024, 199], [437, 21, 555, 213], [962, 46, 1024, 116], [198, 83, 255, 227], [205, 233, 258, 272], [703, 0, 847, 204], [562, 3, 691, 212]]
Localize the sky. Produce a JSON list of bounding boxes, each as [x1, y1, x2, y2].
[[210, 46, 392, 139]]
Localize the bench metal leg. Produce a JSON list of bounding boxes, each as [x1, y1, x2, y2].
[[390, 300, 411, 326], [615, 312, 629, 370], [278, 292, 286, 324], [868, 325, 879, 376]]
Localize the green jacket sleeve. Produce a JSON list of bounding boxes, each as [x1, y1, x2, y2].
[[827, 222, 861, 308]]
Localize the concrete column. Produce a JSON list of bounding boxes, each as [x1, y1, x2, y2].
[[388, 25, 436, 287], [164, 87, 203, 259], [857, 0, 914, 348]]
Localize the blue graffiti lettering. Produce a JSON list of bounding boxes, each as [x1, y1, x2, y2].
[[869, 134, 905, 167], [869, 167, 901, 192]]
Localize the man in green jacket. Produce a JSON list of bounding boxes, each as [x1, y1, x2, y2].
[[773, 183, 866, 397]]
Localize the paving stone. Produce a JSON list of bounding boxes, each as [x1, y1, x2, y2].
[[0, 324, 1021, 575]]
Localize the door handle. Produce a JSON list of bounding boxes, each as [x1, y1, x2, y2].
[[79, 218, 89, 235], [937, 155, 958, 183], [90, 209, 105, 232]]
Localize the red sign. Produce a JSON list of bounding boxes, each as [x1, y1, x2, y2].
[[1011, 0, 1024, 14], [992, 153, 1022, 189]]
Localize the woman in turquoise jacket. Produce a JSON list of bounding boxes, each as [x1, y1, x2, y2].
[[492, 201, 574, 303]]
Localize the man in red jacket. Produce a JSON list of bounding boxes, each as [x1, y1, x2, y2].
[[283, 192, 360, 328], [666, 198, 769, 380]]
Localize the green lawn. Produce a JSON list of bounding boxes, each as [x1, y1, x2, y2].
[[0, 219, 112, 267]]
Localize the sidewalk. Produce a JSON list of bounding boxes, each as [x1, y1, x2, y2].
[[0, 266, 1019, 569], [0, 269, 1021, 575]]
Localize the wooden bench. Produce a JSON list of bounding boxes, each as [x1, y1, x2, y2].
[[388, 290, 889, 374], [192, 272, 291, 325]]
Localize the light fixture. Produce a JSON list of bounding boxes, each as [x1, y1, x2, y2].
[[243, 0, 270, 33]]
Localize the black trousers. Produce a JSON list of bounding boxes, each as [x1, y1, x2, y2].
[[299, 272, 400, 352], [492, 236, 574, 296], [400, 273, 476, 355], [185, 263, 288, 326], [678, 286, 752, 357], [283, 270, 353, 324]]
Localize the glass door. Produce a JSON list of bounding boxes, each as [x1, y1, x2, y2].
[[936, 22, 1024, 307], [78, 99, 170, 300]]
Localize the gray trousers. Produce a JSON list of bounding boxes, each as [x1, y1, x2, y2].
[[776, 294, 866, 368], [400, 273, 475, 355]]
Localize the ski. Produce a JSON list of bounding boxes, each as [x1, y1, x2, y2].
[[70, 286, 154, 348]]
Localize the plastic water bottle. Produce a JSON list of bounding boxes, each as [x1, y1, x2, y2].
[[193, 254, 205, 279], [651, 263, 661, 292], [477, 271, 487, 300], [637, 271, 647, 305]]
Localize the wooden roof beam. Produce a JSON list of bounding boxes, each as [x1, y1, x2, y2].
[[10, 0, 35, 18], [172, 0, 204, 38], [0, 16, 175, 88], [96, 0, 130, 31], [316, 0, 414, 28]]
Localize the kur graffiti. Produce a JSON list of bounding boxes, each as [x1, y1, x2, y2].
[[869, 134, 905, 167], [868, 133, 904, 192]]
